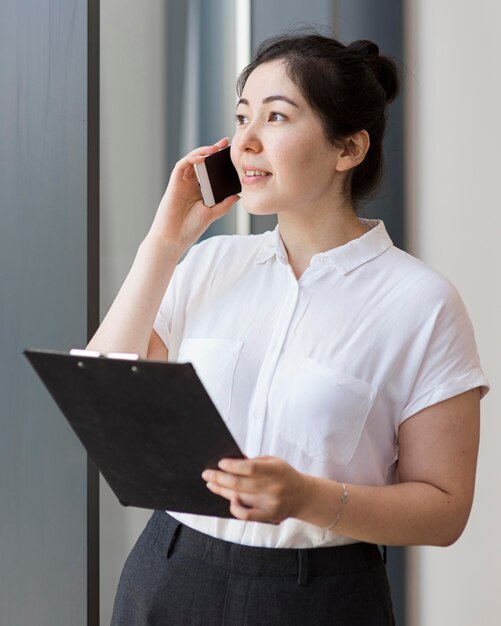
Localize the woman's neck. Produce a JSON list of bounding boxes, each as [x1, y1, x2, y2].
[[277, 205, 368, 279]]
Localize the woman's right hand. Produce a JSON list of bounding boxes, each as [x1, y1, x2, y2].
[[147, 137, 240, 255]]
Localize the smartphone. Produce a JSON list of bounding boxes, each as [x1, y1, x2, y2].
[[193, 145, 241, 207]]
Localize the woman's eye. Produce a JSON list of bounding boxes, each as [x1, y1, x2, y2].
[[234, 114, 249, 125], [269, 112, 286, 122]]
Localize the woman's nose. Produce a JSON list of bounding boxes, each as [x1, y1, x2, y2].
[[233, 125, 262, 153]]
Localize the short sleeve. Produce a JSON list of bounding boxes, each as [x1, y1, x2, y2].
[[152, 247, 194, 350], [400, 281, 489, 423], [151, 234, 245, 355]]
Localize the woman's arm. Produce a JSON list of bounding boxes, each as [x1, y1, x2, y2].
[[203, 388, 480, 547], [86, 236, 180, 357], [86, 138, 239, 357]]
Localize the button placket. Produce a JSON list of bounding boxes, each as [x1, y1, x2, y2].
[[246, 274, 299, 456]]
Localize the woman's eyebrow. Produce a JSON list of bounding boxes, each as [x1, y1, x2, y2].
[[236, 95, 299, 108]]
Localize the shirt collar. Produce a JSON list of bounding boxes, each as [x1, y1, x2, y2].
[[255, 225, 289, 266], [255, 219, 393, 275]]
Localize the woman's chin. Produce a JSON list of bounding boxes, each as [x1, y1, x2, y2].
[[240, 197, 278, 217]]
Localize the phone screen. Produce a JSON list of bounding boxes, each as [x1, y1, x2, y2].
[[194, 146, 241, 207]]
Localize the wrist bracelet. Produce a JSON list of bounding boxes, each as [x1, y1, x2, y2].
[[325, 482, 349, 531]]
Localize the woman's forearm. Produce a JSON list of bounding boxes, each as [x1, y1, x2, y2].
[[297, 475, 470, 547], [86, 234, 182, 357]]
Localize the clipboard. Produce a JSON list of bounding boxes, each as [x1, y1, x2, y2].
[[24, 349, 245, 517]]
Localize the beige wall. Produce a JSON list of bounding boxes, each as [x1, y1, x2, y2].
[[99, 2, 168, 623], [405, 2, 501, 624]]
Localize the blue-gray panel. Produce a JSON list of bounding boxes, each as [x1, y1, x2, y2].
[[334, 0, 405, 249], [250, 0, 333, 234], [251, 0, 333, 46], [0, 1, 88, 624]]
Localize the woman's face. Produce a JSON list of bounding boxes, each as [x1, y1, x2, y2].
[[230, 60, 344, 216]]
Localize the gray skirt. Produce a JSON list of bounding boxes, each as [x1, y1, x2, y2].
[[111, 511, 394, 626]]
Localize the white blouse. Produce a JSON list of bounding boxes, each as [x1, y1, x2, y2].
[[153, 219, 489, 548]]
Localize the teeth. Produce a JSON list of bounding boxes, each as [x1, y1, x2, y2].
[[245, 170, 269, 177]]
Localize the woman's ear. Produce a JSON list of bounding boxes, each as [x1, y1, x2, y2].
[[335, 130, 370, 172]]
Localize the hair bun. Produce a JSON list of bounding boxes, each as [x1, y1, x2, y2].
[[347, 39, 399, 104]]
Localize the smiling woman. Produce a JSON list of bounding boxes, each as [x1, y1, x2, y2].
[[87, 30, 489, 626], [229, 59, 373, 278]]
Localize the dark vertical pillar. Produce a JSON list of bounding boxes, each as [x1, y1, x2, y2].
[[87, 2, 100, 624]]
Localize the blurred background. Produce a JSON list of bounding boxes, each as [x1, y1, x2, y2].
[[1, 1, 499, 624]]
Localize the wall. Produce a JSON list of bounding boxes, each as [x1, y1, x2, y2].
[[405, 2, 501, 624], [250, 0, 333, 235], [99, 1, 169, 623], [0, 1, 89, 624]]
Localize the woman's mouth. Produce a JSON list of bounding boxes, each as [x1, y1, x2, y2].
[[242, 168, 272, 185]]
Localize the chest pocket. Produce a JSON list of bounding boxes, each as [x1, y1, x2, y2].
[[177, 338, 243, 422], [278, 357, 377, 466]]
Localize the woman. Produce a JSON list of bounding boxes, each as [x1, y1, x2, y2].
[[90, 33, 489, 625]]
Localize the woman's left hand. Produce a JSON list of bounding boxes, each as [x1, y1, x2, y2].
[[201, 456, 307, 524]]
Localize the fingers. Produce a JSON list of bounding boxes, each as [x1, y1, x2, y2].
[[229, 498, 274, 523], [216, 458, 256, 476], [202, 464, 261, 510], [203, 457, 292, 524], [217, 457, 273, 476], [201, 457, 276, 500], [202, 468, 259, 494], [205, 481, 255, 504], [208, 194, 240, 220], [202, 458, 278, 503], [206, 484, 270, 522], [173, 137, 230, 176]]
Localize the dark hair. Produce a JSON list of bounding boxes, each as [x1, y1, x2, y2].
[[237, 32, 399, 206]]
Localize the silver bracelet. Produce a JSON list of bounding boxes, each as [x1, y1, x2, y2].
[[325, 482, 349, 531]]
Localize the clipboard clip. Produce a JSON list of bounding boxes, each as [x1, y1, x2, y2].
[[70, 349, 140, 361]]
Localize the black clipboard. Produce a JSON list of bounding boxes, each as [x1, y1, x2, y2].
[[24, 349, 244, 517]]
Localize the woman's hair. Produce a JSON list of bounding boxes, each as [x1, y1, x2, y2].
[[237, 32, 400, 206]]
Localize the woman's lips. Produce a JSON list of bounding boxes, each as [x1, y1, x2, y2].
[[242, 170, 272, 185]]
